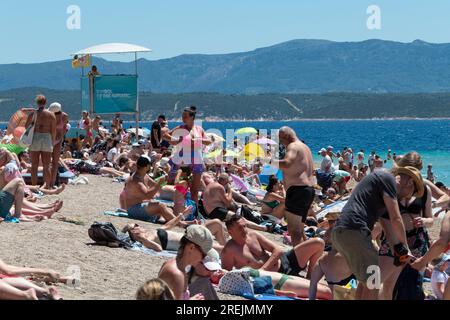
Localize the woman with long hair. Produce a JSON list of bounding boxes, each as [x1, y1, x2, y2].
[[165, 106, 212, 205], [158, 225, 213, 300]]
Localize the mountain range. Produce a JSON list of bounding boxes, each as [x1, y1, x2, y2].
[[2, 39, 450, 94]]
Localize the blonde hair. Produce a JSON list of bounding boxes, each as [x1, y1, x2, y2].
[[136, 279, 175, 300], [395, 151, 423, 170], [35, 95, 47, 106]]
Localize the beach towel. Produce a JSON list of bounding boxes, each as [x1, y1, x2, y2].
[[243, 293, 298, 301], [129, 242, 177, 258]]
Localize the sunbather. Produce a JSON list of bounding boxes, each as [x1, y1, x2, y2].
[[221, 214, 325, 279]]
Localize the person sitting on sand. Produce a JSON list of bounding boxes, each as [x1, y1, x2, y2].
[[0, 147, 20, 168], [0, 164, 44, 222], [221, 214, 325, 279], [136, 279, 175, 300], [411, 210, 450, 300], [309, 213, 356, 300], [158, 225, 215, 300], [0, 257, 71, 300], [261, 175, 286, 220], [122, 212, 227, 252], [202, 173, 268, 232], [122, 156, 177, 224]]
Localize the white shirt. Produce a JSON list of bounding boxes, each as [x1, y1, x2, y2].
[[321, 155, 333, 173], [431, 269, 449, 300]]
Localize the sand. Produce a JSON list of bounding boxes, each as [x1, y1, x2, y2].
[[0, 175, 440, 300]]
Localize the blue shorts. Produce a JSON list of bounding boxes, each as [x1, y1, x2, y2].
[[0, 191, 14, 219], [127, 203, 159, 223]]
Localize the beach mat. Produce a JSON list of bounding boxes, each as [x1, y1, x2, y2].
[[243, 293, 299, 300], [130, 242, 177, 258]]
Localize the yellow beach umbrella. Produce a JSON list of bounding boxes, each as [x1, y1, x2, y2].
[[241, 143, 266, 161], [235, 127, 258, 135]]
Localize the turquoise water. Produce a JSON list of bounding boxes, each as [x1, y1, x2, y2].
[[178, 120, 450, 185], [78, 119, 450, 185]]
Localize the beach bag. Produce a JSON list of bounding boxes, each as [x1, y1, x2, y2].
[[88, 222, 133, 248], [20, 111, 36, 147], [240, 205, 263, 225], [218, 270, 254, 296]]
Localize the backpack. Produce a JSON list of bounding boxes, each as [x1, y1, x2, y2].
[[88, 222, 133, 248]]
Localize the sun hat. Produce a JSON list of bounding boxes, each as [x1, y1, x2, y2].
[[202, 249, 222, 271], [392, 166, 424, 198], [48, 102, 62, 113], [185, 225, 213, 255]]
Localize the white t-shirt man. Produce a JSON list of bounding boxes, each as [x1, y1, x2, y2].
[[321, 155, 333, 174], [431, 269, 449, 300]]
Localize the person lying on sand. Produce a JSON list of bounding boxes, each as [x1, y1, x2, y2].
[[122, 212, 226, 252], [0, 258, 74, 300], [221, 214, 325, 279]]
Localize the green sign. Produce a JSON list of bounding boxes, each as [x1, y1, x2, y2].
[[81, 75, 137, 114]]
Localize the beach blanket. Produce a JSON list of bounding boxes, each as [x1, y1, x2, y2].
[[243, 293, 298, 301], [129, 242, 177, 258]]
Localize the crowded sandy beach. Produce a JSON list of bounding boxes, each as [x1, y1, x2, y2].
[[0, 94, 449, 301]]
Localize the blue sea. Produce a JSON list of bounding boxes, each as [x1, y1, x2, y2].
[[85, 119, 450, 185]]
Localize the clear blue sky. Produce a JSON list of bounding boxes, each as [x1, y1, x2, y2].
[[1, 0, 450, 64]]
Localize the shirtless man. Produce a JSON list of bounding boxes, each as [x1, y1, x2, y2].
[[25, 95, 56, 187], [202, 173, 267, 232], [221, 215, 324, 279], [123, 156, 177, 224], [272, 127, 315, 246]]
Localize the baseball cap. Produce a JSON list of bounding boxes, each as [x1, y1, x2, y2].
[[432, 254, 450, 268], [136, 155, 151, 168], [202, 248, 222, 271], [319, 148, 327, 153], [185, 225, 213, 255], [327, 146, 334, 150]]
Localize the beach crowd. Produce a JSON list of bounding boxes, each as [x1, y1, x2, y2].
[[0, 94, 449, 301]]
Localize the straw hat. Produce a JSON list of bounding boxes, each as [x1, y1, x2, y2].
[[392, 166, 424, 198]]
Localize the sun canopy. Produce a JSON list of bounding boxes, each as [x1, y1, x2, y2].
[[73, 43, 152, 55]]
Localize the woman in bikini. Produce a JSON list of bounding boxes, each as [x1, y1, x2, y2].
[[378, 157, 434, 300], [309, 214, 356, 300], [48, 103, 68, 189], [261, 175, 286, 220], [164, 106, 212, 205]]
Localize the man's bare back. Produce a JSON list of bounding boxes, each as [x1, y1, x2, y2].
[[203, 182, 227, 213], [124, 175, 155, 208]]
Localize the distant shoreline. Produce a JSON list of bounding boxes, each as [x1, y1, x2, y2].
[[2, 117, 450, 125]]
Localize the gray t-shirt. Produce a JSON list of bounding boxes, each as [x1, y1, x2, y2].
[[336, 170, 397, 232]]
